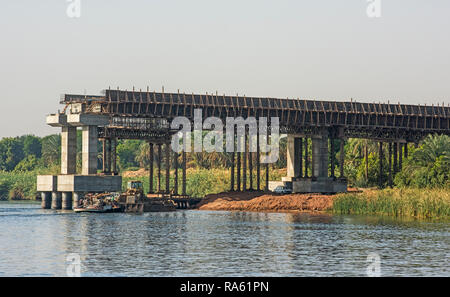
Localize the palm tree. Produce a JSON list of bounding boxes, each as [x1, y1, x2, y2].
[[41, 134, 61, 164], [135, 142, 150, 168], [410, 134, 450, 166], [346, 138, 378, 182]]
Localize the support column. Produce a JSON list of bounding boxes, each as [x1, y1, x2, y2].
[[256, 131, 260, 191], [312, 134, 328, 179], [340, 139, 345, 178], [149, 143, 154, 194], [61, 126, 77, 175], [379, 142, 384, 188], [82, 125, 98, 175], [107, 139, 112, 174], [311, 138, 316, 178], [157, 144, 162, 193], [388, 142, 393, 188], [41, 192, 51, 209], [237, 150, 241, 191], [393, 142, 398, 174], [330, 138, 335, 178], [73, 192, 81, 209], [62, 192, 72, 210], [304, 138, 309, 178], [398, 143, 403, 171], [51, 192, 62, 210], [265, 118, 271, 191], [287, 135, 302, 179], [174, 151, 179, 195], [404, 143, 408, 159], [364, 142, 369, 182], [243, 130, 247, 191], [165, 143, 170, 194], [112, 138, 117, 175], [265, 155, 269, 191], [182, 150, 187, 196], [230, 151, 235, 191], [102, 139, 107, 173], [249, 143, 253, 190], [299, 138, 303, 178]]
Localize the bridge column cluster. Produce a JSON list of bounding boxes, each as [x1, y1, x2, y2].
[[100, 138, 116, 175], [229, 125, 264, 192], [271, 128, 347, 194], [384, 141, 408, 188], [147, 142, 187, 197], [38, 113, 122, 210]]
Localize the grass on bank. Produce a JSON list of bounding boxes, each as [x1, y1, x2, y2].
[[0, 171, 39, 200], [332, 188, 450, 219], [0, 165, 60, 200]]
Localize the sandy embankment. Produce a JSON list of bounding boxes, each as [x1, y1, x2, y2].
[[196, 191, 337, 213]]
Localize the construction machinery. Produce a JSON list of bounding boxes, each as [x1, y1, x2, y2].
[[74, 181, 176, 213], [118, 180, 176, 212]]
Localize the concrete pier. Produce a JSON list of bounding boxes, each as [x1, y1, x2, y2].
[[61, 126, 77, 175], [62, 192, 72, 210], [287, 135, 302, 179], [38, 114, 121, 207], [51, 192, 62, 210], [73, 192, 81, 209], [312, 134, 328, 179], [41, 192, 51, 209], [82, 125, 98, 175], [275, 130, 347, 194]]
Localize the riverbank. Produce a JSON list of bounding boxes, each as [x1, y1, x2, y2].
[[333, 188, 450, 219], [196, 191, 335, 213], [196, 188, 450, 219]]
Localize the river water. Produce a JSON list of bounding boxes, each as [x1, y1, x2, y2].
[[0, 202, 448, 277]]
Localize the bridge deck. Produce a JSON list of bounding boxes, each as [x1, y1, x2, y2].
[[61, 89, 450, 142]]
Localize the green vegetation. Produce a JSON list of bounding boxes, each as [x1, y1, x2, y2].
[[332, 189, 450, 219], [394, 135, 449, 188], [122, 168, 285, 198], [343, 135, 450, 189]]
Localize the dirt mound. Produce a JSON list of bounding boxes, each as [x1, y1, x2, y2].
[[196, 191, 336, 213], [122, 169, 148, 178]]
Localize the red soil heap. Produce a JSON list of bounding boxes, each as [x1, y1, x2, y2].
[[196, 191, 336, 213]]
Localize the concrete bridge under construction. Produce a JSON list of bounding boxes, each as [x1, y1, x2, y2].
[[37, 88, 450, 210]]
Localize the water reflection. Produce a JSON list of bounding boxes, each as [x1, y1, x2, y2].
[[0, 202, 448, 276]]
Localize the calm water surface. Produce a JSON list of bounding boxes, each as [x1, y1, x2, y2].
[[0, 202, 448, 277]]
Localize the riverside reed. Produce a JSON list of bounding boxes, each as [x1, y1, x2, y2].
[[332, 188, 450, 219]]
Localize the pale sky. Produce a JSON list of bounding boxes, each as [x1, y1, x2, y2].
[[0, 0, 449, 138]]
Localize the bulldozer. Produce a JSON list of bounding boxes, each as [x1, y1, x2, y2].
[[124, 181, 145, 199], [118, 180, 176, 213]]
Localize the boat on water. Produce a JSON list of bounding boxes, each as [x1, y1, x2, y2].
[[74, 181, 177, 213], [74, 192, 122, 213], [74, 204, 122, 213]]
